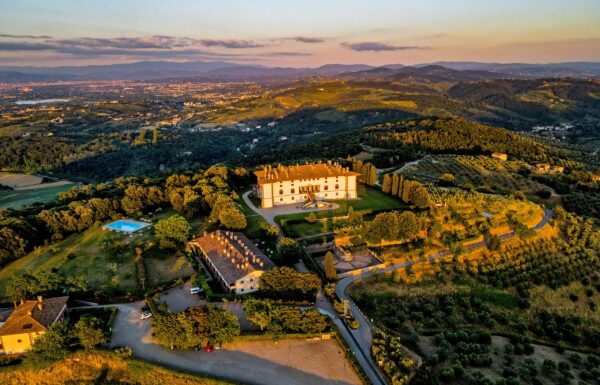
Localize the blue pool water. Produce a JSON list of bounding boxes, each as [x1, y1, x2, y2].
[[104, 219, 150, 233]]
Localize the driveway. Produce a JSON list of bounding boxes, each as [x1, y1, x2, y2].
[[241, 191, 339, 230], [330, 207, 554, 385], [109, 302, 359, 385]]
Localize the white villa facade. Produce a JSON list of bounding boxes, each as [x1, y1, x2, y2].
[[254, 161, 360, 209]]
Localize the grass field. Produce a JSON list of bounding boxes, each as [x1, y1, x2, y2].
[[276, 185, 405, 238], [0, 351, 238, 385], [0, 182, 75, 209], [145, 254, 195, 288], [0, 224, 139, 299], [238, 189, 270, 239]]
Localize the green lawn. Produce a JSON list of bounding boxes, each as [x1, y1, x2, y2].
[[238, 189, 270, 239], [0, 183, 75, 209], [276, 185, 406, 238], [0, 224, 139, 299], [144, 254, 195, 288]]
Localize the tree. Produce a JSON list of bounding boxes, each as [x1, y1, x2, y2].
[[74, 315, 107, 350], [154, 215, 190, 249], [218, 206, 247, 230], [409, 185, 430, 209], [276, 237, 303, 263], [0, 227, 27, 265], [382, 174, 392, 194], [121, 185, 147, 215], [260, 222, 279, 240], [152, 129, 159, 144], [29, 322, 73, 363], [439, 173, 456, 186], [306, 212, 318, 224], [245, 298, 273, 330], [363, 163, 377, 186], [259, 267, 321, 301], [396, 211, 418, 240], [366, 211, 398, 243], [204, 304, 240, 345], [152, 312, 196, 350], [324, 251, 337, 280], [391, 173, 400, 196], [401, 179, 412, 203], [6, 274, 36, 304]]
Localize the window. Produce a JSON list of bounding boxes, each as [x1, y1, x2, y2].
[[291, 188, 295, 193], [250, 278, 253, 282], [279, 189, 283, 195], [335, 184, 339, 190], [280, 198, 283, 201], [17, 339, 22, 343], [240, 280, 244, 284], [240, 288, 245, 292], [250, 286, 254, 290], [324, 185, 328, 190]]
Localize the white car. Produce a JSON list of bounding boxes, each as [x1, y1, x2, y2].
[[139, 311, 152, 320], [189, 287, 203, 294]]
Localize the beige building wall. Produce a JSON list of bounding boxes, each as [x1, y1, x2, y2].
[[0, 332, 42, 354], [260, 175, 357, 208], [233, 270, 263, 294]]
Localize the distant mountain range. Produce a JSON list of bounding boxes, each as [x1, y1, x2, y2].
[[1, 60, 599, 83]]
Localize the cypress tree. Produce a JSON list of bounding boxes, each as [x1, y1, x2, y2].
[[391, 173, 399, 196], [382, 174, 392, 193]]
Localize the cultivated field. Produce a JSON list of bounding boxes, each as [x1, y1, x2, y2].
[[0, 172, 74, 209]]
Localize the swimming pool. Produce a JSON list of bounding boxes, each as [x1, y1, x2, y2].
[[104, 219, 150, 233]]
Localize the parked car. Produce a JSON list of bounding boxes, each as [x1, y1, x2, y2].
[[139, 311, 152, 320], [205, 343, 213, 352], [141, 305, 150, 312], [189, 287, 203, 294]]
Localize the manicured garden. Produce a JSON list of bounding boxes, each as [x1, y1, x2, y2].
[[275, 185, 405, 238]]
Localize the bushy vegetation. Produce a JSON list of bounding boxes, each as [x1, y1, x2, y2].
[[244, 298, 328, 335], [152, 305, 240, 349], [258, 267, 321, 302]]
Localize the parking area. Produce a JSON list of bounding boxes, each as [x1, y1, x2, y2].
[[159, 280, 205, 312], [109, 302, 361, 385]]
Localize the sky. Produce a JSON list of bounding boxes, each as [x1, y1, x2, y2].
[[1, 0, 599, 67]]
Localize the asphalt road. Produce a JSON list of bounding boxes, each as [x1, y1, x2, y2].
[[107, 302, 356, 385]]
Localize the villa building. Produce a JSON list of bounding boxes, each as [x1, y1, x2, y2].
[[254, 161, 360, 209], [189, 231, 275, 294], [0, 296, 68, 354]]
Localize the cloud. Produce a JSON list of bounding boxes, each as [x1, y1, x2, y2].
[[0, 33, 52, 39], [0, 41, 56, 51], [53, 36, 177, 49], [341, 42, 426, 52], [259, 51, 313, 57], [288, 36, 325, 43], [199, 39, 265, 48]]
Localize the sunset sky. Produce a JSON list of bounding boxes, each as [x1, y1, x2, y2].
[[1, 0, 599, 67]]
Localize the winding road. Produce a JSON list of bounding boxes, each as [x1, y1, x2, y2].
[[243, 192, 554, 385]]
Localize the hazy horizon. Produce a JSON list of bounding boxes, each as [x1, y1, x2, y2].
[[1, 0, 600, 67]]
